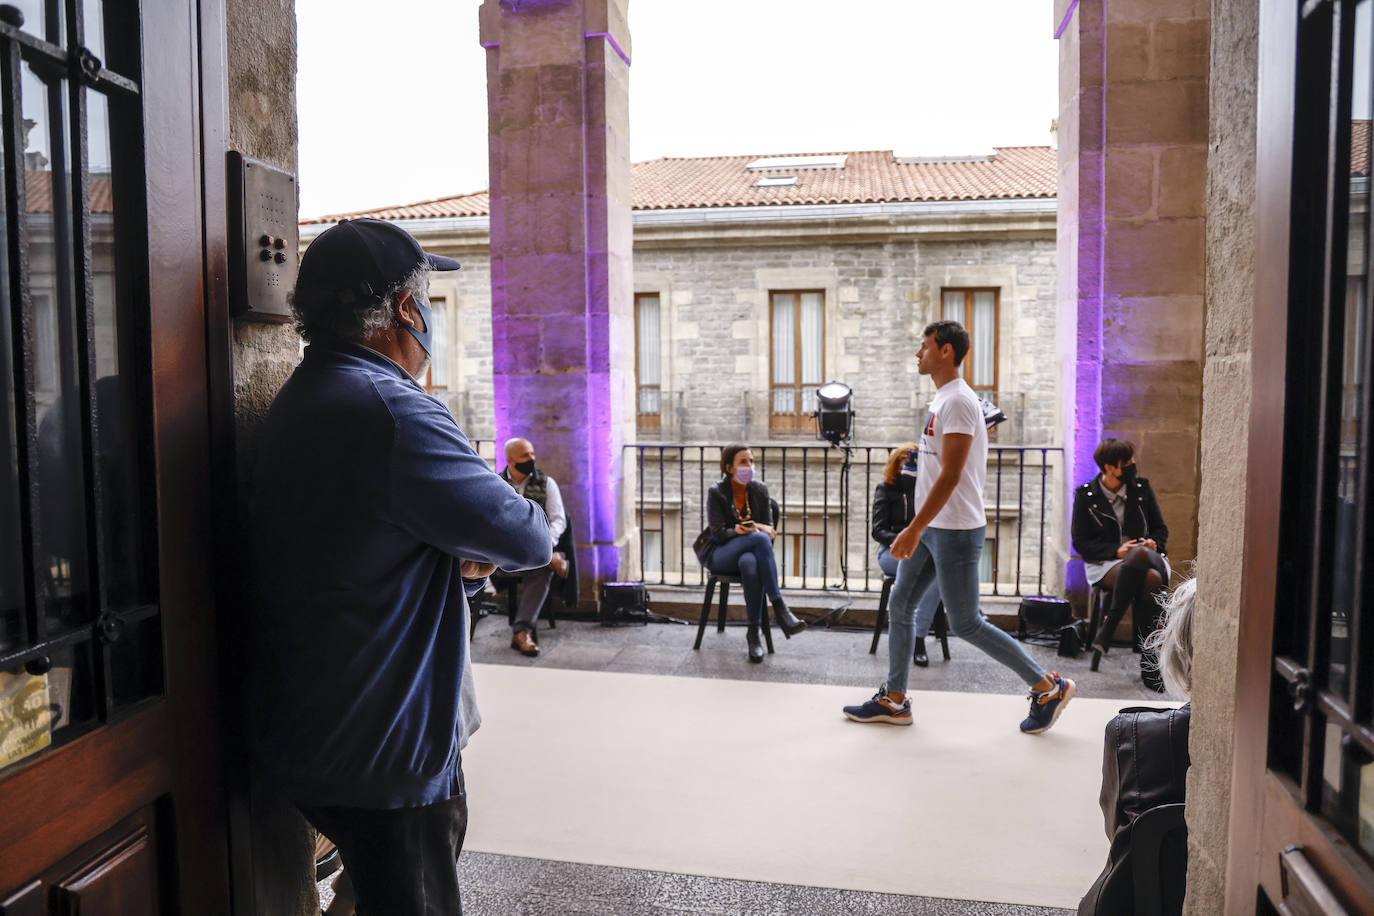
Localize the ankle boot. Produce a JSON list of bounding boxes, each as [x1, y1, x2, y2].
[[771, 597, 807, 637], [913, 637, 929, 668], [746, 625, 765, 662]]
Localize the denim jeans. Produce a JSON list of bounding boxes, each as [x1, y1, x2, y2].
[[886, 526, 1045, 694], [708, 530, 781, 624], [878, 545, 942, 638]]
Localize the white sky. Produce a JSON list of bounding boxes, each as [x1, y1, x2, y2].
[[295, 0, 1060, 220]]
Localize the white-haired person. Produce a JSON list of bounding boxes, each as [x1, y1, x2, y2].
[[1079, 577, 1195, 916]]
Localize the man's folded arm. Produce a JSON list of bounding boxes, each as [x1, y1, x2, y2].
[[389, 409, 553, 571]]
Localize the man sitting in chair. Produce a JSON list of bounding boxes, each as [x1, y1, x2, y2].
[[500, 437, 569, 657]]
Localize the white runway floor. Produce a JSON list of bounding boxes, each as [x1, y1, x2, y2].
[[462, 664, 1174, 910]]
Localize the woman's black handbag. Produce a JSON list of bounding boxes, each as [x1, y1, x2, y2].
[[692, 527, 713, 565]]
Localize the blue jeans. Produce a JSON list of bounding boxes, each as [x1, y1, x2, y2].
[[708, 531, 781, 624], [886, 526, 1045, 694], [878, 545, 941, 638]]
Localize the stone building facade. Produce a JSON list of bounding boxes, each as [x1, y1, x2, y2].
[[303, 149, 1067, 599]]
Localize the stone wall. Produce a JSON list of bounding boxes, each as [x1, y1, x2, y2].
[[1185, 1, 1257, 911], [384, 209, 1066, 595], [225, 2, 312, 914]]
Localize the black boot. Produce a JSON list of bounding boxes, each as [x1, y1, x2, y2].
[[1094, 564, 1145, 653], [746, 625, 765, 663], [913, 637, 929, 668], [771, 596, 807, 637]]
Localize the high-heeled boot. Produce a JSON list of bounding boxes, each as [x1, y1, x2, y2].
[[746, 624, 765, 662], [913, 637, 929, 667], [771, 596, 807, 637]]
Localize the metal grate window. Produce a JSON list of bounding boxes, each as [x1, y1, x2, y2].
[[1270, 0, 1374, 863], [1, 0, 159, 772]]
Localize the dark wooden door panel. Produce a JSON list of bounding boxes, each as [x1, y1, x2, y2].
[[0, 882, 42, 916], [54, 827, 158, 916]]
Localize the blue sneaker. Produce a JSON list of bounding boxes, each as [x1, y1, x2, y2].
[[1020, 672, 1075, 734], [843, 685, 913, 725]]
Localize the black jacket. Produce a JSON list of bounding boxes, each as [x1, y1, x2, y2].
[[871, 479, 916, 547], [1079, 704, 1191, 915], [694, 478, 774, 565], [1070, 475, 1169, 562]]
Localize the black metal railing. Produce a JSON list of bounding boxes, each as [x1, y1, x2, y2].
[[626, 444, 1063, 596]]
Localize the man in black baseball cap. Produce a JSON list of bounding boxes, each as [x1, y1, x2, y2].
[[250, 218, 552, 913], [290, 217, 461, 382]]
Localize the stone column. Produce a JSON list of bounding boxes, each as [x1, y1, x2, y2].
[[480, 0, 634, 603], [1056, 0, 1209, 590]]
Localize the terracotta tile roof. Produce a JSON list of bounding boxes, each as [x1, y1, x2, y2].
[[24, 171, 114, 213], [301, 146, 1057, 224]]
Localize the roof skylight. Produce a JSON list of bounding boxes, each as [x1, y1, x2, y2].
[[746, 155, 847, 171], [754, 175, 799, 188]]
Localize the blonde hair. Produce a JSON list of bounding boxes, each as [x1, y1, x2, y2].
[[883, 443, 918, 486], [1143, 577, 1196, 699]]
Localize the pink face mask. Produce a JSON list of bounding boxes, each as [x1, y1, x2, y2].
[[734, 466, 754, 485]]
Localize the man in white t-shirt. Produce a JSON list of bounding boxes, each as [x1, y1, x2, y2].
[[843, 320, 1075, 733]]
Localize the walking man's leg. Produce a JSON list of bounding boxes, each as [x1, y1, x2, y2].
[[843, 544, 935, 725], [924, 526, 1075, 734]]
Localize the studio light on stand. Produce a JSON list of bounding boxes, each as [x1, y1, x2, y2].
[[814, 381, 854, 446], [810, 381, 855, 613]]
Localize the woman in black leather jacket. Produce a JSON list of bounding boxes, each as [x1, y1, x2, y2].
[[1070, 438, 1170, 686], [871, 443, 940, 666], [1079, 578, 1194, 916], [694, 444, 806, 662]]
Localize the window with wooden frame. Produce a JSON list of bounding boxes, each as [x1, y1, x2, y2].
[[941, 288, 999, 390], [635, 293, 661, 432], [770, 290, 824, 435], [774, 531, 824, 583], [422, 295, 448, 393]]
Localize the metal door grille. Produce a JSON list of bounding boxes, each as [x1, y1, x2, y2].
[[1270, 0, 1374, 863], [1, 0, 159, 761]]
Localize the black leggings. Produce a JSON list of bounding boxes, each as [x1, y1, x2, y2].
[[1096, 546, 1168, 647]]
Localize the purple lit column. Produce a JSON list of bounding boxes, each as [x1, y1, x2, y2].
[[480, 0, 634, 603], [1055, 0, 1209, 593]]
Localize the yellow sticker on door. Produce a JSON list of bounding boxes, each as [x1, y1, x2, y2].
[[0, 670, 52, 769]]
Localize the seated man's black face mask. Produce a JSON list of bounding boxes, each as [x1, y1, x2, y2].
[[515, 459, 536, 475]]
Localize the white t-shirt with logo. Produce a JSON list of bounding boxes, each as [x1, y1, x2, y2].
[[915, 378, 987, 530]]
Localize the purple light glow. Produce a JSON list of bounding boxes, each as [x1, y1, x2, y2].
[[585, 31, 632, 67], [1054, 0, 1080, 40]]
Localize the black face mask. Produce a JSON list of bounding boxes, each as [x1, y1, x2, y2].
[[1121, 464, 1138, 485], [515, 459, 536, 476]]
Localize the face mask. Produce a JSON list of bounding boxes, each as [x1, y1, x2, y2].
[[1121, 464, 1138, 484], [734, 466, 754, 485], [401, 289, 434, 357], [515, 459, 536, 476], [901, 452, 918, 478]]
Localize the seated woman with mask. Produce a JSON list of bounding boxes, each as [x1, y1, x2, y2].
[[1071, 438, 1170, 689], [1079, 577, 1194, 915], [694, 444, 806, 662], [871, 443, 941, 666]]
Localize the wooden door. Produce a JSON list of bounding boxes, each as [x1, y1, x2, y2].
[[1233, 0, 1374, 911], [0, 1, 229, 912]]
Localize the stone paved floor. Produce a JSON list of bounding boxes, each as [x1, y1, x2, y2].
[[321, 614, 1153, 914]]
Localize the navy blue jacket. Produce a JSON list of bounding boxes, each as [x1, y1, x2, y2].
[[249, 341, 551, 808]]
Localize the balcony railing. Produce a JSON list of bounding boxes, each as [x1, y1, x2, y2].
[[627, 443, 1064, 596]]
